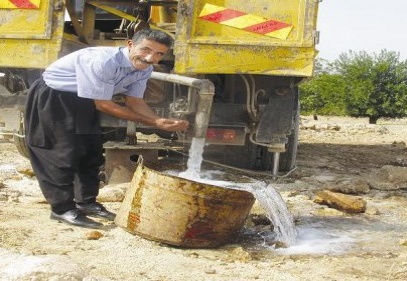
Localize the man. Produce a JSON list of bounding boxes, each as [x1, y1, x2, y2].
[[24, 29, 189, 229]]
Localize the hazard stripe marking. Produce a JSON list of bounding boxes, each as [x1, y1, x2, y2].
[[221, 14, 264, 28], [198, 3, 292, 39], [0, 0, 40, 9], [10, 0, 37, 8], [199, 9, 246, 23], [244, 19, 290, 35]]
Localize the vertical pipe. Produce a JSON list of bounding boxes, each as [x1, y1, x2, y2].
[[272, 152, 280, 178], [125, 121, 137, 145], [193, 80, 215, 139], [149, 72, 215, 140]]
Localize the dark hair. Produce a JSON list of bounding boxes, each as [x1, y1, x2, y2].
[[132, 29, 174, 48]]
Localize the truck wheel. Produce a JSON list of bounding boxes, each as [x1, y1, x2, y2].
[[277, 103, 299, 171], [13, 112, 30, 159], [13, 134, 29, 159]]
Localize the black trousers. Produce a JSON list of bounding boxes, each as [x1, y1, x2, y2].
[[24, 78, 104, 213]]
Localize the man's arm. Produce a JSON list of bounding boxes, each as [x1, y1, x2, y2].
[[94, 97, 189, 132]]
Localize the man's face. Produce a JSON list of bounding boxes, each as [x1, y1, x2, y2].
[[127, 38, 169, 70]]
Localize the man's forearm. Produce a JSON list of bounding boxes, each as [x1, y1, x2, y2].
[[94, 99, 159, 126], [94, 97, 189, 132]]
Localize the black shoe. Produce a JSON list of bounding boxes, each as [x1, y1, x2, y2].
[[76, 202, 116, 221], [50, 209, 103, 229]]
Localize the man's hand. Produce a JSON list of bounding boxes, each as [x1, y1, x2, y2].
[[95, 97, 189, 132], [155, 118, 189, 132]]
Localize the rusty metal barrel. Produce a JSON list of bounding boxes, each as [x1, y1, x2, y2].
[[114, 156, 255, 248]]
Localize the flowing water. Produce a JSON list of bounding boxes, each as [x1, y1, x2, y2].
[[244, 182, 297, 247], [173, 137, 355, 253], [178, 137, 205, 180], [223, 180, 297, 247], [177, 137, 297, 247]]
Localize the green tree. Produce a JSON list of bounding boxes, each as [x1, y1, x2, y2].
[[299, 58, 346, 117], [336, 50, 407, 124]]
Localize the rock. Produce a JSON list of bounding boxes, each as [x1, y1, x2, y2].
[[325, 178, 370, 194], [188, 252, 200, 258], [313, 207, 347, 216], [248, 213, 271, 226], [314, 190, 367, 213], [365, 206, 380, 215], [97, 183, 129, 202], [85, 230, 104, 240], [400, 239, 407, 246], [301, 122, 341, 131], [391, 141, 406, 148], [226, 246, 252, 262], [17, 168, 35, 177], [368, 165, 407, 190], [313, 175, 337, 183]]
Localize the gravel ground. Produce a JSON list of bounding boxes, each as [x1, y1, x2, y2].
[[1, 96, 407, 280]]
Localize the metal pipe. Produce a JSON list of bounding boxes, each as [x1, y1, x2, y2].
[[125, 121, 137, 145], [150, 72, 215, 139], [194, 80, 215, 138], [238, 74, 256, 121], [272, 152, 280, 178], [150, 72, 203, 88]]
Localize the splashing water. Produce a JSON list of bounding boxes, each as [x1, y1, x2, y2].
[[174, 172, 297, 247], [178, 137, 205, 180], [248, 182, 297, 247], [176, 137, 297, 247], [276, 226, 354, 255], [172, 137, 357, 252], [225, 181, 297, 247]]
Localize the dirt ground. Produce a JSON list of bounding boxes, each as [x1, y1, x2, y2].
[[1, 103, 407, 280]]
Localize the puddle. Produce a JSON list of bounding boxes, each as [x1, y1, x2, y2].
[[276, 226, 354, 255]]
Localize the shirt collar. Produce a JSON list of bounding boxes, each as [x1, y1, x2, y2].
[[121, 47, 133, 68]]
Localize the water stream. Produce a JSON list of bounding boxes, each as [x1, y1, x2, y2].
[[177, 137, 297, 247], [178, 137, 205, 180], [243, 182, 297, 247], [170, 137, 355, 253]]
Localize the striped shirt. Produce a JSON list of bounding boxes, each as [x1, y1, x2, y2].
[[42, 47, 153, 100]]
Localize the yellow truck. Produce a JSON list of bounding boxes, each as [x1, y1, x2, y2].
[[0, 0, 320, 177]]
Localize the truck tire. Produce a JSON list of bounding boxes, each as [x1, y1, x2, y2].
[[13, 134, 30, 159], [276, 102, 299, 171]]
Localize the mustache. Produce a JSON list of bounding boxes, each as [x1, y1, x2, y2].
[[134, 58, 153, 64]]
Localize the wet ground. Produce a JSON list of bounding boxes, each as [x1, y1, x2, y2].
[[1, 103, 407, 279]]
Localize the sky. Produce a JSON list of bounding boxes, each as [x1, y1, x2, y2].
[[316, 0, 407, 61]]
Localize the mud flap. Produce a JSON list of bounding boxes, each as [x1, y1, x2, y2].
[[255, 93, 295, 142]]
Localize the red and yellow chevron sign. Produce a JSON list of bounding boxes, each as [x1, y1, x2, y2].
[[198, 3, 293, 40], [0, 0, 40, 9]]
